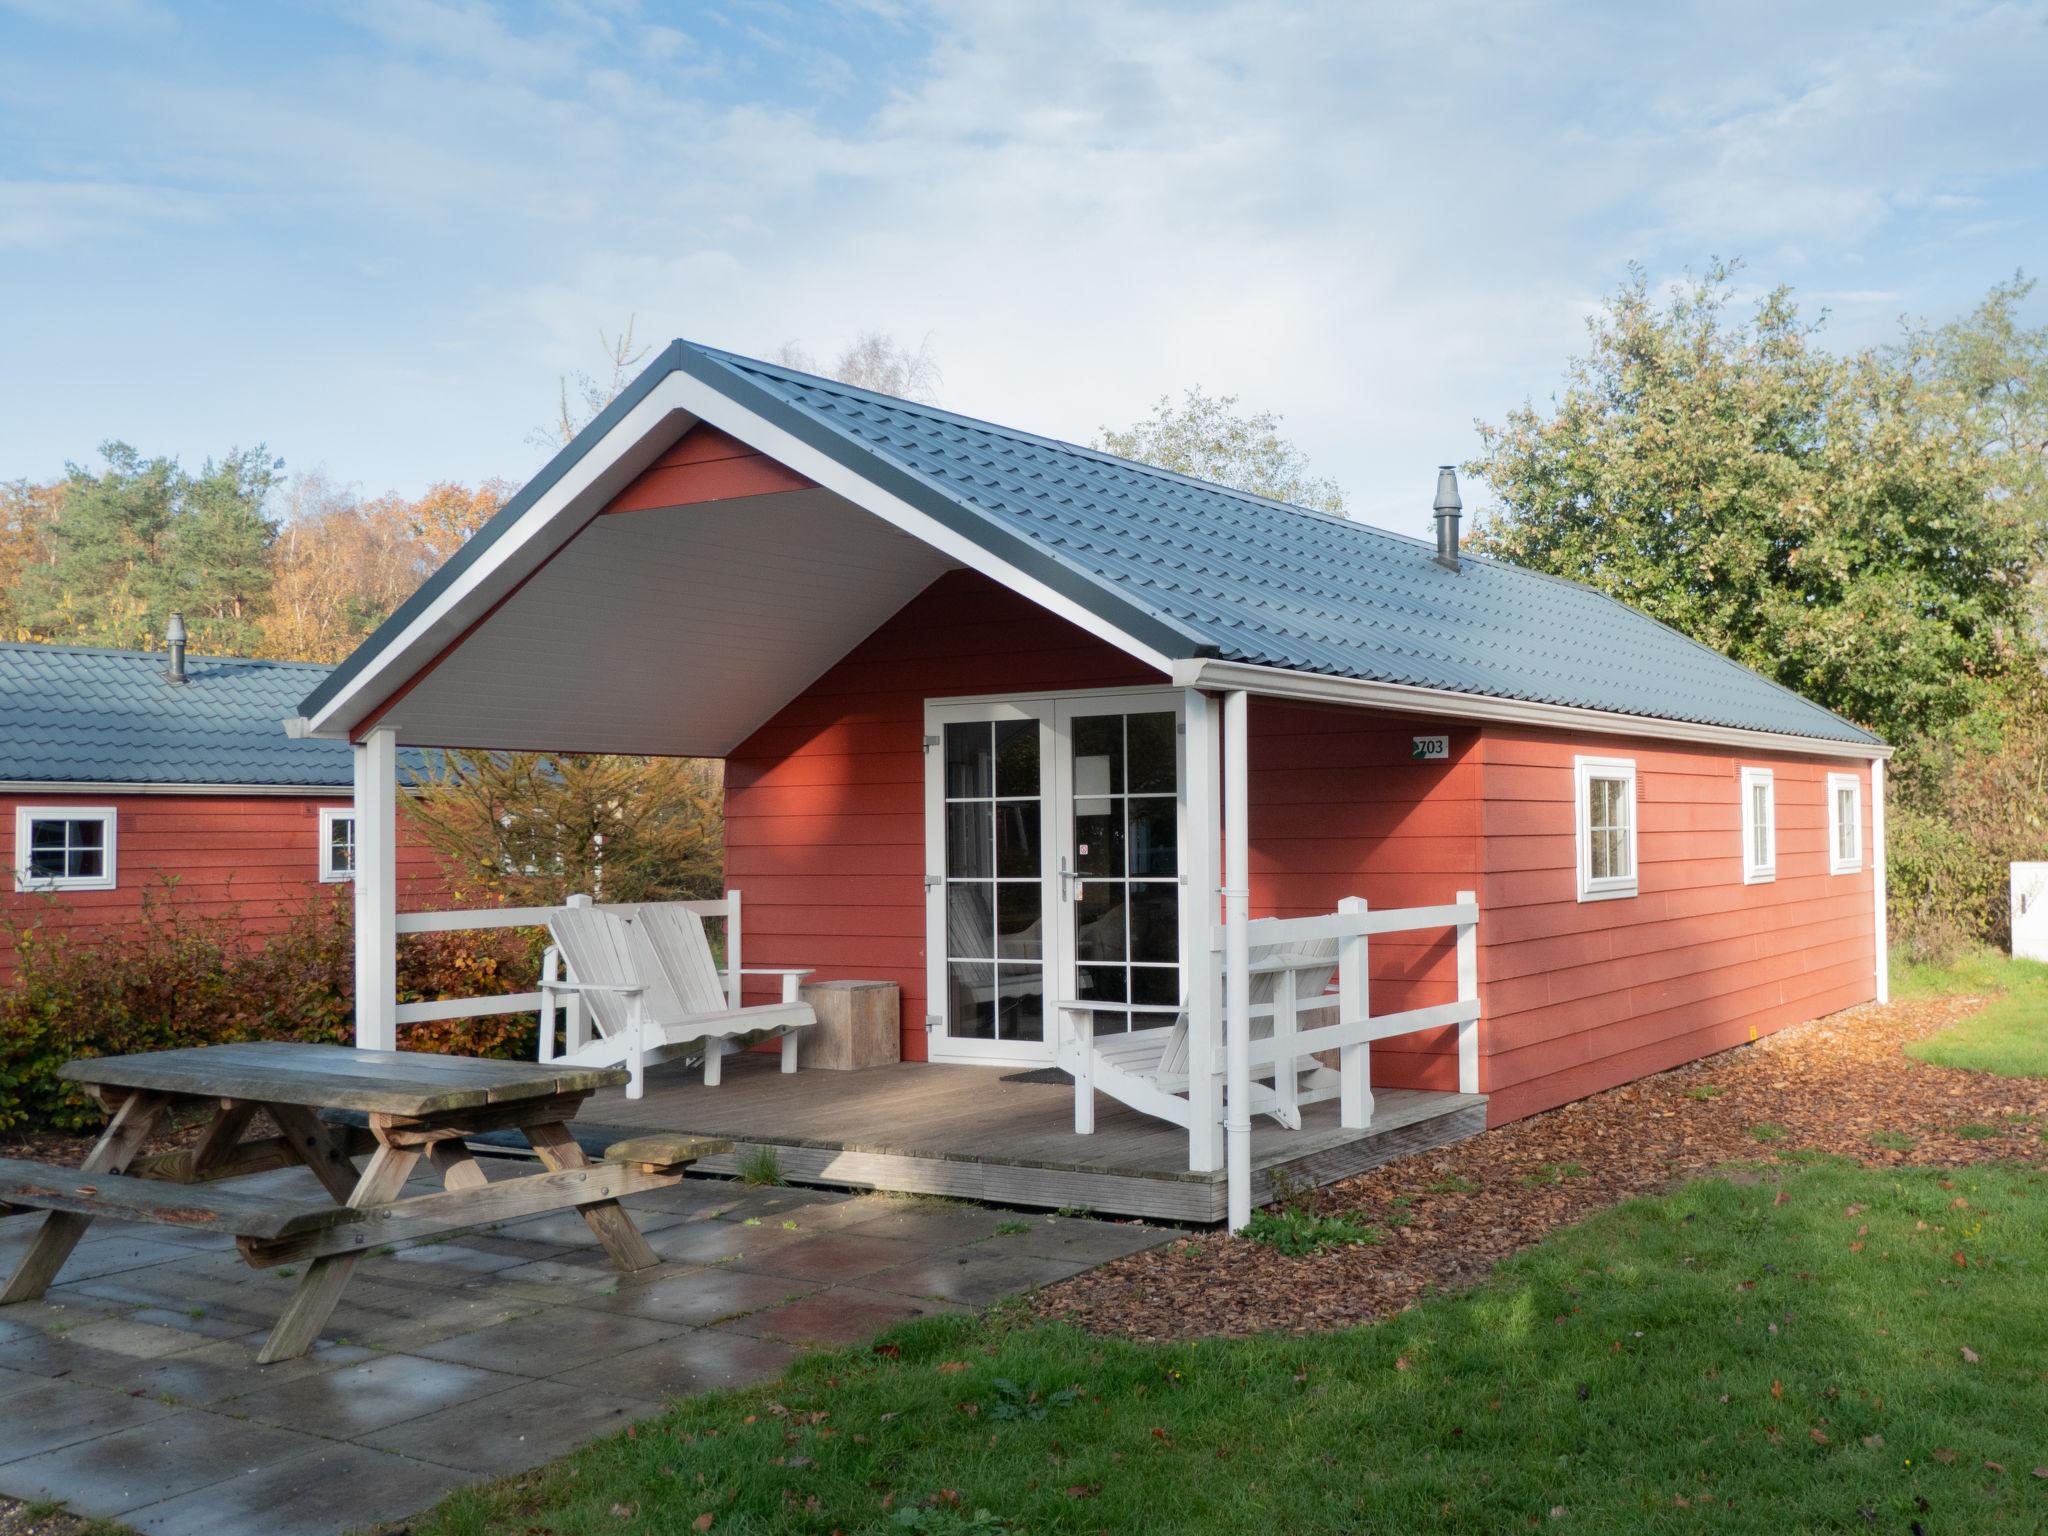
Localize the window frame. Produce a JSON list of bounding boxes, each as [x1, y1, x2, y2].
[[1739, 766, 1776, 885], [1573, 755, 1639, 902], [1827, 772, 1863, 875], [318, 806, 357, 883], [13, 805, 118, 893]]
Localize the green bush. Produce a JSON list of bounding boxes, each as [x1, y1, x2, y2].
[[0, 882, 542, 1133]]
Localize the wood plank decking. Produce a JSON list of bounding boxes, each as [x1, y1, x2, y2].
[[578, 1055, 1486, 1223]]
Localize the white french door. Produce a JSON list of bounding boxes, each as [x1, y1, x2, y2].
[[925, 690, 1188, 1067]]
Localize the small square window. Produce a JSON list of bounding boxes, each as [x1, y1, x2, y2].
[[319, 808, 357, 882], [14, 807, 117, 892], [1740, 767, 1776, 884], [1828, 773, 1863, 875], [1575, 757, 1637, 901]]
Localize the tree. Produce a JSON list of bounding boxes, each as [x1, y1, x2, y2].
[[776, 331, 942, 403], [14, 442, 280, 653], [262, 474, 509, 663], [533, 318, 651, 450], [405, 752, 723, 907], [1096, 387, 1346, 515], [1467, 263, 2035, 745], [0, 478, 63, 639]]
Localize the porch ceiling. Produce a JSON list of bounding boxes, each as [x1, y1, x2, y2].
[[374, 487, 957, 755]]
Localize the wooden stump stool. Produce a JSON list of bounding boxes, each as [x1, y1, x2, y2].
[[795, 980, 900, 1070]]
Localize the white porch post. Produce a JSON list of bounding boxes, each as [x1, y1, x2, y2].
[[1872, 757, 1888, 1005], [352, 727, 399, 1052], [1223, 688, 1253, 1232], [1183, 688, 1223, 1173]]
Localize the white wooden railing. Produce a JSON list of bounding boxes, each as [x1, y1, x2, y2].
[[387, 893, 742, 1029], [1207, 890, 1480, 1129]]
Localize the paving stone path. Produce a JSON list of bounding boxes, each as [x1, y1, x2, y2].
[[0, 1166, 1165, 1535]]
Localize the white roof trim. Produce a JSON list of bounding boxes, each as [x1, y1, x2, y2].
[[0, 781, 356, 797], [297, 372, 1175, 744], [1173, 658, 1892, 761]]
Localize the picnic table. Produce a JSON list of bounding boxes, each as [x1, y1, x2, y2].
[[0, 1043, 722, 1362]]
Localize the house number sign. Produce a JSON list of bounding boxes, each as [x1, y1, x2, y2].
[[1410, 734, 1450, 761]]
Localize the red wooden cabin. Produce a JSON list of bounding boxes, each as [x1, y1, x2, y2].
[[0, 638, 438, 991], [296, 344, 1887, 1223]]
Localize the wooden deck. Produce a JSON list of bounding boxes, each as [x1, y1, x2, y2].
[[577, 1055, 1487, 1224]]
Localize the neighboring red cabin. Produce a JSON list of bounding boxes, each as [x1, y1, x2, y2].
[[0, 641, 437, 991]]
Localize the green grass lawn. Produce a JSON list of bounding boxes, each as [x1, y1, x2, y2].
[[1897, 948, 2048, 1077], [414, 1158, 2048, 1535]]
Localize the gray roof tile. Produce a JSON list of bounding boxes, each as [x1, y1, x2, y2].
[[696, 346, 1879, 747], [0, 643, 428, 787]]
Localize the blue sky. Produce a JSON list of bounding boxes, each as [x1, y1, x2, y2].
[[2, 0, 2044, 534]]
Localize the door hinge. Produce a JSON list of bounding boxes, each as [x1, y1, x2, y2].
[[923, 734, 940, 754], [924, 875, 942, 890]]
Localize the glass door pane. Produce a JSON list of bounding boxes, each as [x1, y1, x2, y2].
[[941, 718, 1044, 1044], [1068, 709, 1180, 1035]]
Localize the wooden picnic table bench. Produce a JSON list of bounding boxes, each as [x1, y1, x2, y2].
[[0, 1043, 726, 1363]]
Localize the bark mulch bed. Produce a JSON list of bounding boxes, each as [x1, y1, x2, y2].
[[1031, 992, 2048, 1342]]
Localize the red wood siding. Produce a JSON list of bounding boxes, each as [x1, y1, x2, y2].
[[1247, 699, 1478, 1092], [1474, 728, 1877, 1124], [604, 424, 813, 515], [0, 793, 442, 990], [724, 569, 1161, 1060]]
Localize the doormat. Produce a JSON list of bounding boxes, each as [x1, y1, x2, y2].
[[1000, 1067, 1074, 1085]]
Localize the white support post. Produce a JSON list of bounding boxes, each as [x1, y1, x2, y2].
[[1273, 965, 1301, 1129], [725, 890, 743, 1010], [351, 727, 399, 1052], [1337, 896, 1372, 1127], [1223, 689, 1253, 1233], [1455, 889, 1480, 1096], [1183, 688, 1223, 1173], [1871, 759, 1889, 1005]]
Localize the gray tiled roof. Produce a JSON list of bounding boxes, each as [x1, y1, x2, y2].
[[695, 346, 1879, 747], [1, 642, 418, 786]]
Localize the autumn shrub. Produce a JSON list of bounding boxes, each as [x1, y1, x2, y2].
[[0, 882, 541, 1133]]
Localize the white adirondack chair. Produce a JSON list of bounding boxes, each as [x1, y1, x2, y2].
[[539, 898, 814, 1099], [1055, 938, 1340, 1135]]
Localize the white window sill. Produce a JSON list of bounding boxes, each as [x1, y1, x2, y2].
[[1577, 881, 1638, 903]]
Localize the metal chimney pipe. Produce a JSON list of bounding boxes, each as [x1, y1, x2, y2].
[[1433, 466, 1463, 572], [165, 612, 187, 684]]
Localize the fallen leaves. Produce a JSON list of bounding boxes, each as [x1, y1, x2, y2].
[[1031, 991, 2046, 1341]]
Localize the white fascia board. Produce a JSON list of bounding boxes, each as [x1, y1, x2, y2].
[[296, 381, 703, 740], [660, 370, 1178, 677], [1172, 658, 1892, 762]]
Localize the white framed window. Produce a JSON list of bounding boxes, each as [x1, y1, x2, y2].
[[319, 807, 357, 882], [1827, 772, 1863, 875], [14, 806, 118, 893], [1739, 767, 1776, 884], [1574, 756, 1637, 901]]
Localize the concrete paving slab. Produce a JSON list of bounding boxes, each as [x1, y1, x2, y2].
[[974, 1215, 1169, 1264], [863, 1249, 1091, 1307], [121, 1441, 470, 1536], [583, 1265, 810, 1328], [644, 1216, 809, 1267], [837, 1202, 1023, 1246], [718, 1285, 967, 1346], [413, 1303, 687, 1377], [726, 1230, 937, 1283], [227, 1352, 527, 1438], [112, 1336, 376, 1409], [0, 1407, 320, 1516], [551, 1326, 801, 1401], [360, 1376, 663, 1475], [0, 1377, 174, 1465]]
